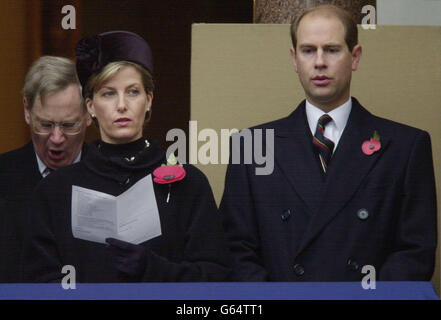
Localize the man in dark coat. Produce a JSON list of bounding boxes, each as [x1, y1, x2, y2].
[[0, 56, 91, 282], [220, 5, 437, 282]]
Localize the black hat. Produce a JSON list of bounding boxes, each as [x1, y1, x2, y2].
[[75, 30, 153, 90]]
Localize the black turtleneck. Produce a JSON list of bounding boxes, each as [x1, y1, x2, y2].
[[84, 138, 165, 185], [98, 137, 149, 158]]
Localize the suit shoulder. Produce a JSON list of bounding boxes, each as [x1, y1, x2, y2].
[[0, 143, 36, 174], [248, 114, 293, 131], [35, 162, 86, 189], [240, 103, 303, 132], [0, 143, 33, 164], [182, 164, 211, 186], [49, 162, 87, 180], [371, 114, 430, 139]]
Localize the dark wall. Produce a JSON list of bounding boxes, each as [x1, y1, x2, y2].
[[81, 0, 253, 149]]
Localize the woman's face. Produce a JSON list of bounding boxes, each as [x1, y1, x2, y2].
[[86, 66, 152, 144]]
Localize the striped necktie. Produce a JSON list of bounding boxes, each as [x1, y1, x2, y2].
[[42, 167, 53, 178], [312, 114, 335, 173]]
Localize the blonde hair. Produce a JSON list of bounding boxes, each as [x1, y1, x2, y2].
[[23, 56, 82, 110], [84, 61, 154, 100]]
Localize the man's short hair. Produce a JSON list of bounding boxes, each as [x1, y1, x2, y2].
[[22, 56, 82, 110], [290, 5, 358, 52]]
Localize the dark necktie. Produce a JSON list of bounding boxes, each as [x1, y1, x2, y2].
[[312, 114, 335, 173]]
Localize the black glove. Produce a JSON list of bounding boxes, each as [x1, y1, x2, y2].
[[106, 238, 147, 280]]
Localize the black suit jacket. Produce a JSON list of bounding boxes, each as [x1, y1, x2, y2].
[[220, 98, 437, 281], [0, 142, 86, 282]]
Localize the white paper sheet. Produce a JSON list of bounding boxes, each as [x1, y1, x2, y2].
[[71, 174, 161, 244]]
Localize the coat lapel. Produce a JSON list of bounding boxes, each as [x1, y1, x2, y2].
[[273, 101, 325, 214], [295, 98, 390, 255], [26, 142, 45, 181]]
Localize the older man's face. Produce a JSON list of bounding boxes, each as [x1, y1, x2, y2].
[[24, 84, 91, 170]]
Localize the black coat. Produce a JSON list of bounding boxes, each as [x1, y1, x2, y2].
[[0, 142, 43, 282], [220, 98, 437, 281], [22, 138, 231, 282], [0, 142, 87, 282]]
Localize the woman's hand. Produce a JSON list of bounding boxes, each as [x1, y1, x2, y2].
[[106, 238, 147, 280]]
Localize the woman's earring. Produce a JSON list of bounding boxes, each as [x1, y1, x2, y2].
[[90, 113, 99, 128]]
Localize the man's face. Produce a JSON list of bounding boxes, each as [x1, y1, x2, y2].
[[290, 13, 362, 112], [24, 84, 91, 170]]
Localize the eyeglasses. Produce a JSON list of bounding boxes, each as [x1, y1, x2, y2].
[[30, 113, 86, 136]]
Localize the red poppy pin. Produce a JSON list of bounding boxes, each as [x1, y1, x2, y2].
[[153, 153, 186, 203], [362, 131, 381, 155]]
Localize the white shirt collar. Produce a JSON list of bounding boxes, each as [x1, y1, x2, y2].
[[305, 97, 352, 148], [36, 151, 82, 178]]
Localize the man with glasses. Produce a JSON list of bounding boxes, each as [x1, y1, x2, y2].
[[0, 56, 91, 282]]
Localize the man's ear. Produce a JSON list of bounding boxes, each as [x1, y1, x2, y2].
[[351, 44, 363, 71], [23, 97, 31, 125], [290, 47, 299, 73]]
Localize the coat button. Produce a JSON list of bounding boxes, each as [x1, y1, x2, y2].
[[357, 208, 369, 220], [347, 259, 360, 271], [281, 209, 291, 221], [293, 263, 305, 276]]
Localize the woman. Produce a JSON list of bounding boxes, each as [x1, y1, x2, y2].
[[22, 31, 231, 282]]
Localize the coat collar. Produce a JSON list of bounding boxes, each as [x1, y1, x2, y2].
[[272, 98, 390, 255], [273, 100, 325, 213], [295, 97, 390, 255], [25, 141, 44, 181], [83, 138, 165, 184]]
